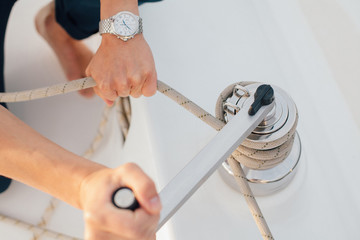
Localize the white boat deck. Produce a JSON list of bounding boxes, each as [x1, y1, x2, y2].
[[0, 0, 359, 239]]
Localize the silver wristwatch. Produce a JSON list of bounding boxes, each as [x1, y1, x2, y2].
[[99, 11, 143, 42]]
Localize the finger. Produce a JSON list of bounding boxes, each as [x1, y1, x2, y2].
[[96, 79, 118, 100], [85, 63, 92, 78], [117, 163, 162, 214], [133, 208, 160, 239], [93, 87, 115, 106], [129, 74, 143, 98], [118, 209, 159, 239], [114, 77, 131, 97], [141, 71, 157, 97], [87, 207, 158, 239], [143, 215, 160, 239]]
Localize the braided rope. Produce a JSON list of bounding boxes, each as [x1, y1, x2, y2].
[[0, 77, 96, 103], [32, 197, 61, 240], [37, 198, 60, 228], [228, 156, 274, 240], [116, 98, 130, 139], [0, 214, 80, 240], [156, 81, 225, 131], [215, 82, 298, 172], [231, 126, 296, 170], [0, 78, 273, 239], [83, 104, 114, 159], [236, 134, 294, 160], [157, 81, 274, 238]]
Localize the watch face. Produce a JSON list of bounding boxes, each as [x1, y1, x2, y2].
[[113, 12, 139, 37]]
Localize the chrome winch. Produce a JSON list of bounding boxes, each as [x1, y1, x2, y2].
[[216, 82, 301, 196]]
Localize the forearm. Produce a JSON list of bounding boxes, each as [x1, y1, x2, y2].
[[0, 106, 105, 209]]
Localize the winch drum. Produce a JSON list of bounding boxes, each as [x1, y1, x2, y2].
[[216, 82, 302, 196]]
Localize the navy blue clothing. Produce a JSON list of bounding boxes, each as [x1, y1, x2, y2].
[[0, 0, 17, 110], [0, 0, 17, 194], [56, 0, 162, 40]]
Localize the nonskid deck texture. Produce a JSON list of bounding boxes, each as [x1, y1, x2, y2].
[[1, 0, 360, 239]]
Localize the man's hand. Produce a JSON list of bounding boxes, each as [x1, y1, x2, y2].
[[86, 34, 157, 105], [80, 163, 162, 240]]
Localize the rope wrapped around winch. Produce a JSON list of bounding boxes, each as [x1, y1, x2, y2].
[[0, 77, 303, 240], [215, 82, 299, 171]]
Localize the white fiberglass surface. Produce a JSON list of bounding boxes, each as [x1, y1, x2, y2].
[[143, 0, 360, 239], [1, 0, 359, 239]]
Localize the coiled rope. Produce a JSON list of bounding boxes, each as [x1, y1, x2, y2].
[[215, 82, 298, 171], [157, 81, 275, 239], [0, 77, 274, 239]]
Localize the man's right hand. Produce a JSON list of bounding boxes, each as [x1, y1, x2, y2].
[[79, 163, 162, 240]]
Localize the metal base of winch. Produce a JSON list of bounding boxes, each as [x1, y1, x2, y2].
[[218, 132, 301, 196], [216, 82, 302, 196]]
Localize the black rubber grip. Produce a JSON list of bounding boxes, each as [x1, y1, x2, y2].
[[112, 187, 140, 211]]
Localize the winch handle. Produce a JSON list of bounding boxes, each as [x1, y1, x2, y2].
[[110, 84, 275, 220]]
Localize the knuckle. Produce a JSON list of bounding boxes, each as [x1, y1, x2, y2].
[[142, 180, 156, 192], [122, 162, 139, 172], [142, 81, 157, 97], [130, 75, 143, 85], [131, 93, 141, 98], [116, 79, 130, 89], [98, 80, 113, 91], [84, 211, 106, 226], [142, 68, 152, 78], [93, 86, 101, 96]]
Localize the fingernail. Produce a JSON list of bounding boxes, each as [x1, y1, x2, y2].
[[149, 196, 162, 211]]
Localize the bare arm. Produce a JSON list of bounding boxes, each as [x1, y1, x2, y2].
[[0, 106, 161, 239], [0, 106, 101, 207]]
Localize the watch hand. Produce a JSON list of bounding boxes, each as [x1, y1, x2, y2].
[[122, 20, 132, 31]]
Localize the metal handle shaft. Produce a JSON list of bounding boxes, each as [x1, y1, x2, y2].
[[111, 100, 274, 229]]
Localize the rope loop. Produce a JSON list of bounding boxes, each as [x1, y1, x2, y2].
[[0, 79, 286, 240]]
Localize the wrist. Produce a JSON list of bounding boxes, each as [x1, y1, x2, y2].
[[100, 0, 139, 19], [77, 164, 108, 210], [100, 32, 144, 46]]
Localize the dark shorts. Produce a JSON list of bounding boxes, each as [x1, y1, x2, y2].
[[0, 0, 17, 109], [0, 0, 16, 193], [55, 0, 162, 40]]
